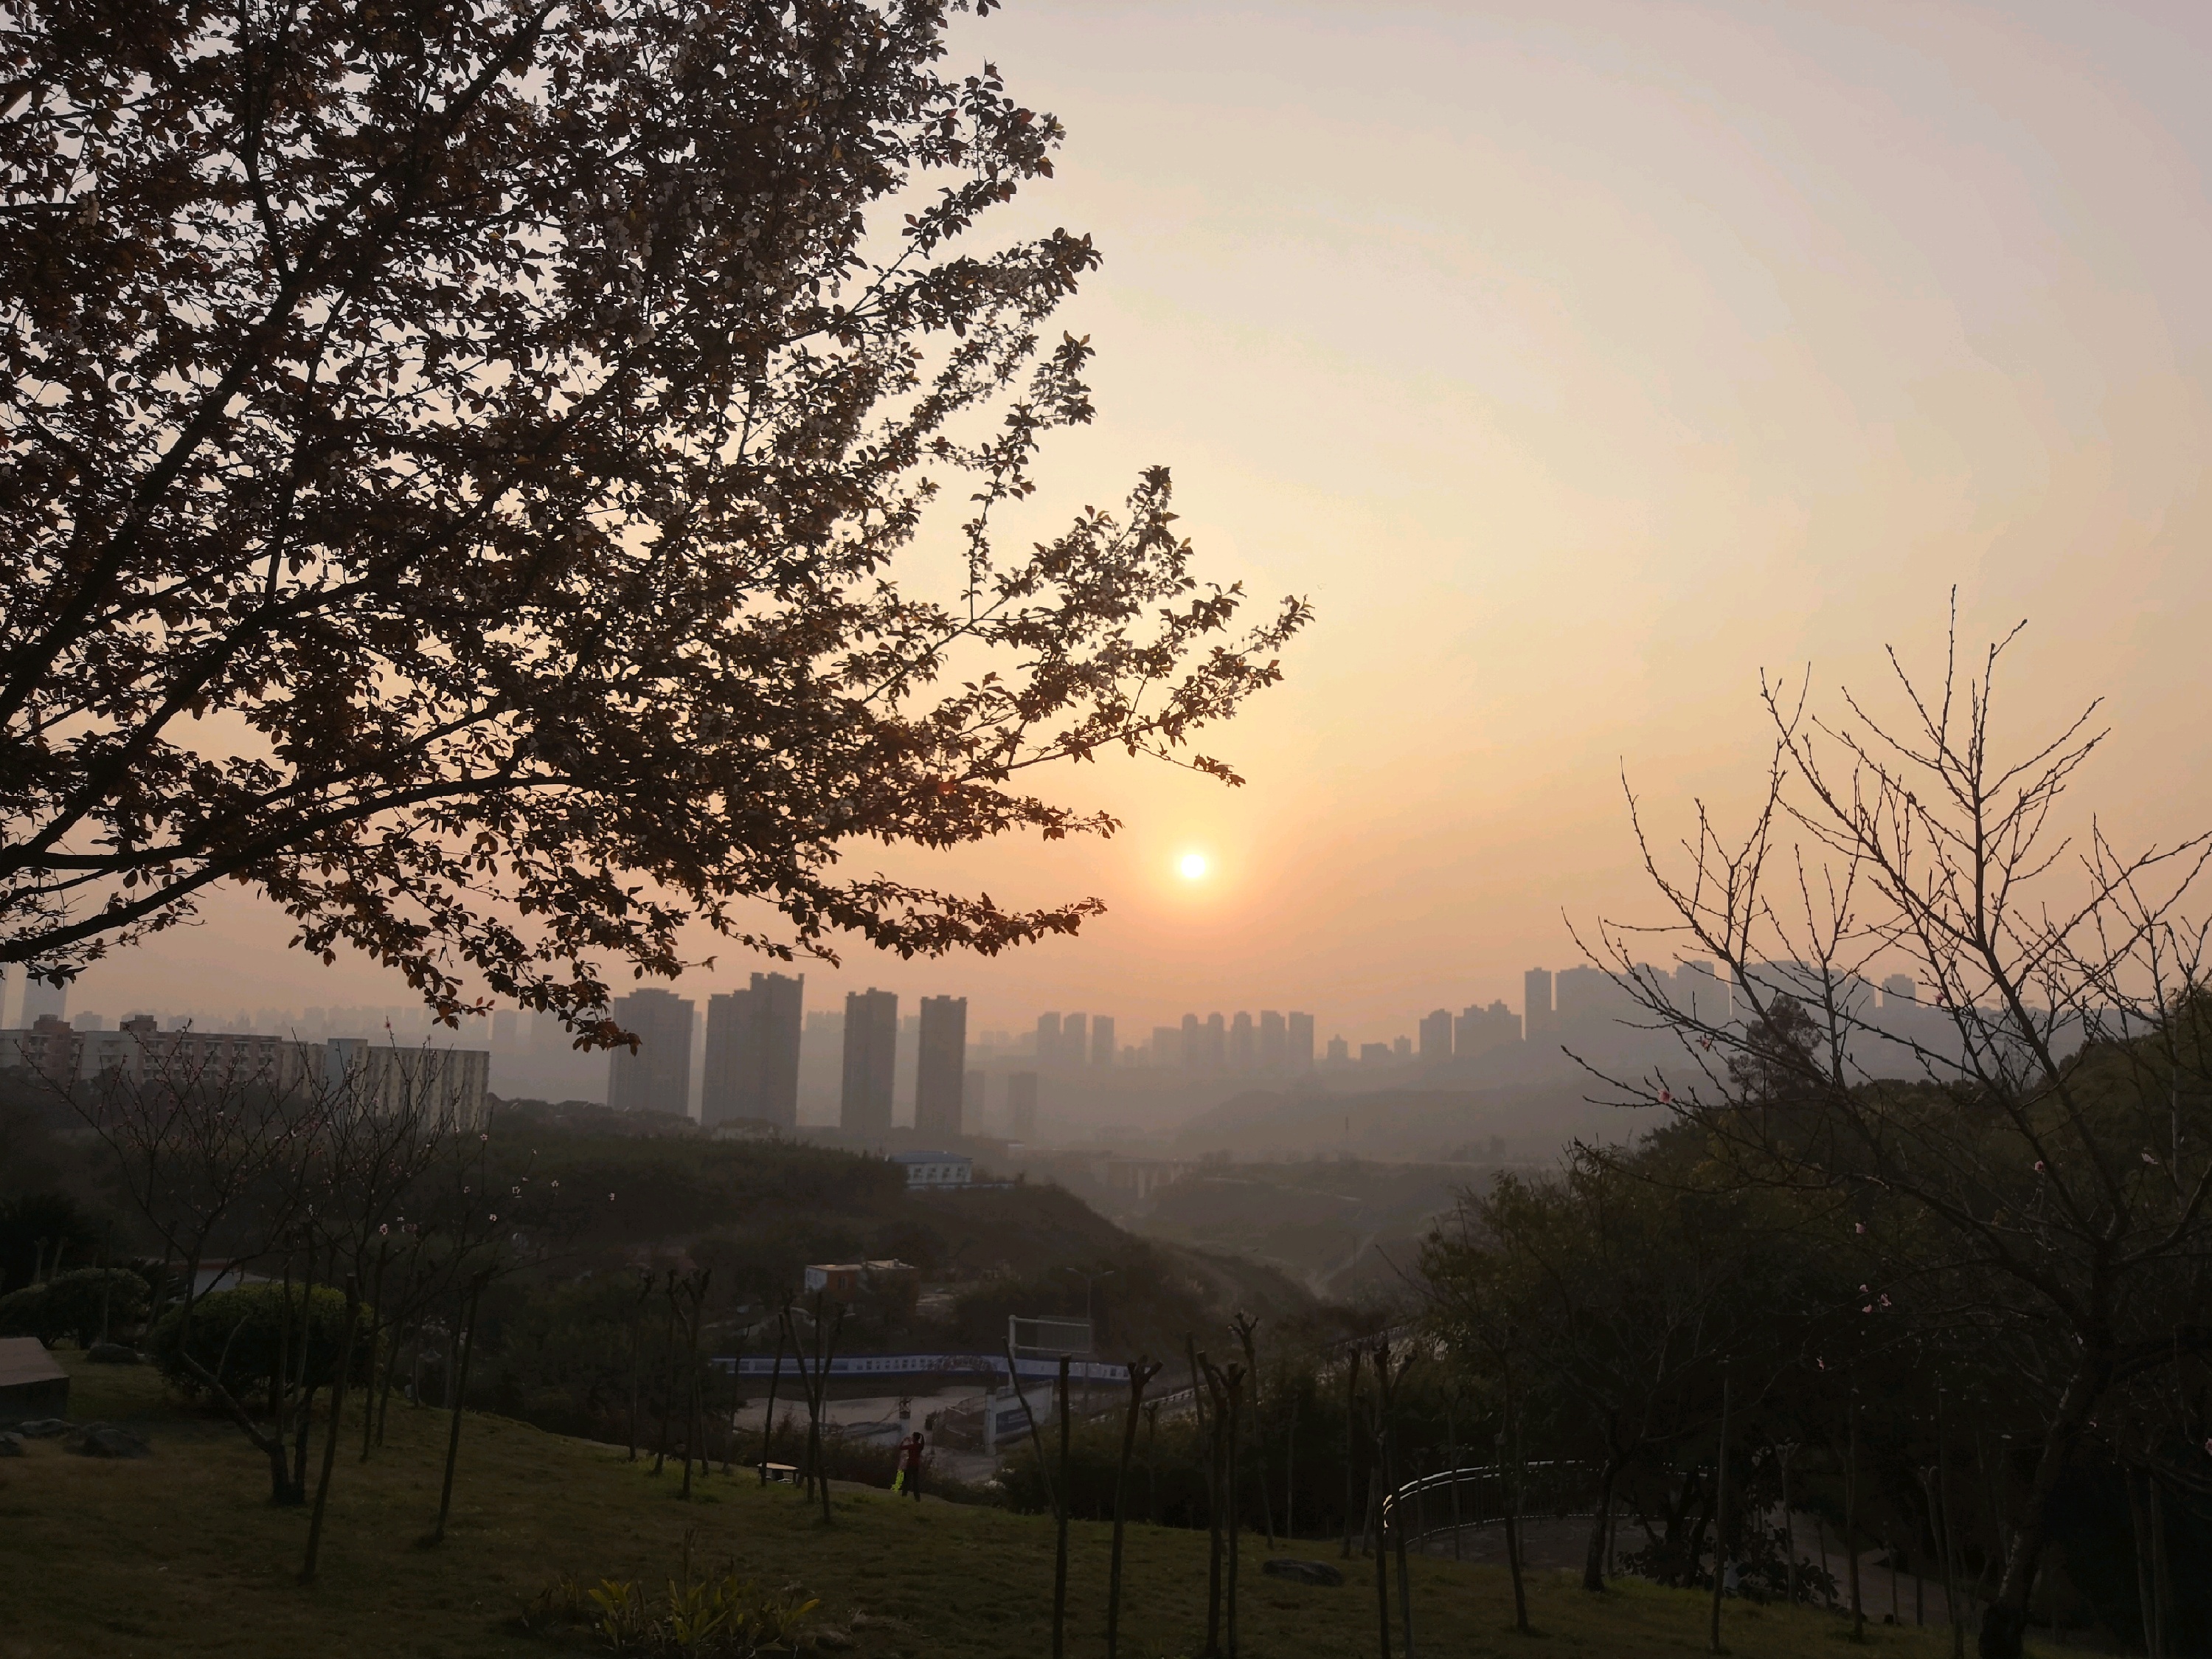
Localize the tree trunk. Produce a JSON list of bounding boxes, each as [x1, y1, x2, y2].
[[1341, 1349, 1364, 1560], [1848, 1388, 1865, 1642], [268, 1250, 299, 1504], [1387, 1417, 1412, 1659], [1370, 1461, 1393, 1659], [1107, 1362, 1156, 1659], [1781, 1448, 1797, 1607], [680, 1347, 699, 1499], [430, 1272, 486, 1545], [290, 1239, 321, 1496], [371, 1315, 404, 1450], [786, 1309, 816, 1497], [1939, 1390, 1965, 1659], [1585, 1452, 1626, 1593], [361, 1316, 392, 1461], [1448, 1427, 1463, 1564], [2149, 1472, 2173, 1659], [1681, 1486, 1716, 1591], [1146, 1402, 1160, 1526], [357, 1245, 389, 1461], [1224, 1374, 1244, 1659], [628, 1284, 647, 1462], [300, 1274, 359, 1582], [680, 1275, 705, 1501], [653, 1274, 678, 1475], [1502, 1392, 1528, 1632], [1194, 1339, 1222, 1659], [814, 1302, 839, 1525], [1975, 1360, 2099, 1659], [718, 1323, 738, 1478], [2126, 1470, 2160, 1659], [1234, 1317, 1274, 1551], [1709, 1368, 1732, 1655], [1052, 1354, 1072, 1659], [291, 1381, 319, 1497], [758, 1321, 786, 1485]]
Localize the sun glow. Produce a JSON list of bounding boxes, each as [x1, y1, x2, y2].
[[1178, 852, 1210, 881]]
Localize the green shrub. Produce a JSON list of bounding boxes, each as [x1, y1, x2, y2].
[[0, 1267, 149, 1347], [523, 1567, 819, 1655], [0, 1284, 46, 1343], [148, 1282, 371, 1395]]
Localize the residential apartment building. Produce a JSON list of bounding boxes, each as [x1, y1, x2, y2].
[[1523, 968, 1554, 1047], [1006, 1070, 1039, 1140], [701, 971, 805, 1129], [606, 988, 695, 1117], [840, 988, 898, 1135], [914, 994, 967, 1137]]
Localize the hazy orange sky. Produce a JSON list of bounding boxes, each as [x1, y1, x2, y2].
[[37, 1, 2212, 1047]]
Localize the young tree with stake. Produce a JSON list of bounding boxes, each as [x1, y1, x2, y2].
[[1106, 1357, 1162, 1659]]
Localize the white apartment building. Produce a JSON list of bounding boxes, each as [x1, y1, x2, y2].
[[1, 1016, 488, 1127]]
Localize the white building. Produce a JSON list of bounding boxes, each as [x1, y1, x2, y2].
[[888, 1149, 972, 1188], [323, 1038, 490, 1127], [3, 1016, 486, 1126]]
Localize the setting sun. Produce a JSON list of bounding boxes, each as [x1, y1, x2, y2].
[[1178, 852, 1210, 881]]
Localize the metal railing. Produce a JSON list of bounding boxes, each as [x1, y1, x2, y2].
[[1381, 1458, 1602, 1548]]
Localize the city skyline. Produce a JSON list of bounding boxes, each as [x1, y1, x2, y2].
[[7, 950, 1932, 1076]]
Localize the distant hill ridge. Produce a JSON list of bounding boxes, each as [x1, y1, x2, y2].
[[1173, 1081, 1637, 1162]]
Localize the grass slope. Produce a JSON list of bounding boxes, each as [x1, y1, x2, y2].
[[5, 1357, 2022, 1659]]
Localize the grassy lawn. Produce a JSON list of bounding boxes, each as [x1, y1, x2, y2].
[[5, 1355, 2015, 1659]]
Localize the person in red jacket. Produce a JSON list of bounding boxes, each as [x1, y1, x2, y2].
[[898, 1430, 925, 1502]]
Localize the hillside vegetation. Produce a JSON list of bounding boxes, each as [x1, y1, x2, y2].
[[1131, 1157, 1487, 1300], [484, 1103, 1324, 1361], [1, 1356, 2008, 1659], [1170, 1084, 1635, 1163]]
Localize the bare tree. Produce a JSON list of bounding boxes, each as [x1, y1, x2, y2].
[[71, 1042, 330, 1503], [1189, 1334, 1223, 1658], [299, 1048, 467, 1576], [785, 1292, 842, 1524], [1199, 1355, 1247, 1659], [1106, 1356, 1162, 1659], [1589, 608, 2212, 1659], [1232, 1311, 1275, 1548]]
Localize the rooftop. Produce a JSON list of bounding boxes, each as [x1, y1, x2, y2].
[[0, 1336, 67, 1389]]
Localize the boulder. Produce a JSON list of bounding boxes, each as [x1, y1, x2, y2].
[[86, 1343, 142, 1365], [1261, 1558, 1345, 1587], [0, 1431, 24, 1457], [64, 1422, 151, 1458], [13, 1418, 73, 1438]]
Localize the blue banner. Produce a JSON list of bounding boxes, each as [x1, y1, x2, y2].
[[711, 1352, 1127, 1383]]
